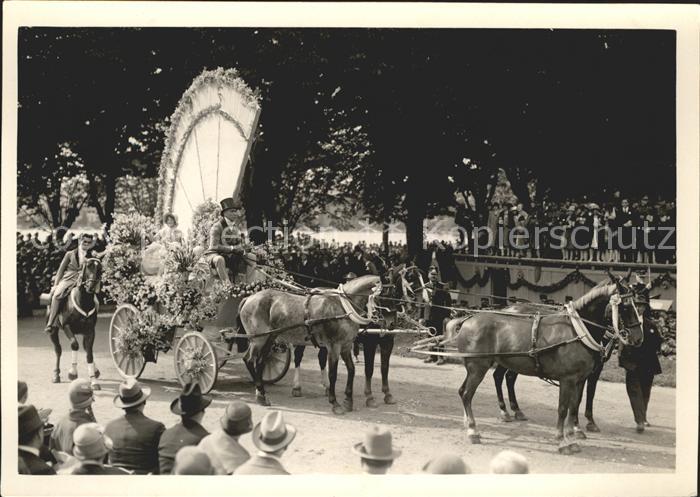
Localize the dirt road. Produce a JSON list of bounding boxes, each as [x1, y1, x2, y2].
[[17, 315, 675, 474]]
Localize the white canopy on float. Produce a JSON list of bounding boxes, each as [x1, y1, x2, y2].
[[156, 68, 261, 233]]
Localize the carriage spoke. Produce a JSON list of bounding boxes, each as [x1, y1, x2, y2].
[[118, 353, 128, 369]]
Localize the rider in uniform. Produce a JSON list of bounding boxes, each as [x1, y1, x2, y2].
[[202, 198, 245, 283], [44, 233, 103, 335], [421, 267, 453, 365], [618, 282, 663, 433]]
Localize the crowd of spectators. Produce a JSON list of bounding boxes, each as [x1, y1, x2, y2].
[[456, 190, 676, 264], [18, 377, 529, 476]]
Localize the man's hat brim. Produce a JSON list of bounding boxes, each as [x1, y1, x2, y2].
[[251, 421, 297, 452], [113, 386, 151, 409], [352, 442, 401, 461], [170, 395, 212, 416]]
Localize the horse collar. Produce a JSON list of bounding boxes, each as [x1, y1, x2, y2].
[[71, 288, 99, 318]]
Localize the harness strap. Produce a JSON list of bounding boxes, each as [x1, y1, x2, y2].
[[70, 288, 99, 318], [528, 313, 542, 376], [303, 294, 322, 349]]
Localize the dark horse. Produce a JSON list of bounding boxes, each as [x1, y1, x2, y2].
[[448, 274, 643, 453], [49, 258, 103, 389], [237, 274, 404, 414]]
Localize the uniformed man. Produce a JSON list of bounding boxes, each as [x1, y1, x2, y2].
[[44, 233, 103, 335], [422, 267, 453, 365], [619, 284, 663, 433], [202, 198, 245, 283]]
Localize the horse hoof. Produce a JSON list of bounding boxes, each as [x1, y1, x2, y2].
[[91, 382, 101, 391], [586, 422, 600, 433], [467, 433, 481, 444], [68, 371, 78, 381], [555, 433, 564, 442], [332, 404, 346, 415], [366, 397, 379, 408], [384, 394, 396, 405], [574, 430, 587, 440], [644, 421, 651, 427], [342, 399, 353, 412], [256, 395, 271, 407], [558, 445, 573, 455], [291, 387, 302, 397], [636, 424, 645, 434], [513, 411, 528, 421], [500, 412, 513, 422], [93, 369, 100, 379], [52, 374, 61, 384]]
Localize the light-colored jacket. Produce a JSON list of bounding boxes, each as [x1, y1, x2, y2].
[[197, 430, 250, 475]]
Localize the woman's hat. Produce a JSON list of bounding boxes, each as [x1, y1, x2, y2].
[[170, 383, 212, 416], [422, 454, 470, 474], [173, 447, 215, 475], [352, 426, 402, 461], [69, 379, 95, 410], [220, 197, 242, 213], [113, 378, 151, 409], [251, 411, 297, 452], [73, 423, 113, 461], [220, 400, 253, 437]]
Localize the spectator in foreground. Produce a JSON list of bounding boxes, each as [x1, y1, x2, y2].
[[71, 423, 130, 474], [172, 446, 215, 475], [198, 400, 253, 474], [18, 405, 55, 475], [106, 378, 165, 474], [352, 426, 401, 475], [234, 411, 296, 475], [50, 379, 96, 454], [489, 450, 529, 474], [158, 383, 211, 475], [421, 453, 470, 474]]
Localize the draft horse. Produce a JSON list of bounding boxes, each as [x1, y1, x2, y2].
[[290, 265, 419, 407], [237, 274, 404, 414], [449, 274, 643, 454], [49, 258, 103, 389]]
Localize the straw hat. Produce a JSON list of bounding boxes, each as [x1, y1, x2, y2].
[[251, 411, 297, 452], [113, 378, 151, 409], [352, 426, 401, 461]]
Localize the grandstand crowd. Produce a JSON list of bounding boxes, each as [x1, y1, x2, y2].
[[18, 378, 529, 475]]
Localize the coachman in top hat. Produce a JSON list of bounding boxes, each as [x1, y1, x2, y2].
[[202, 197, 246, 283]]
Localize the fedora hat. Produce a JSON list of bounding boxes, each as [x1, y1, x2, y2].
[[422, 454, 470, 474], [18, 405, 44, 439], [352, 426, 401, 461], [220, 400, 253, 437], [170, 382, 212, 416], [73, 423, 112, 461], [114, 377, 151, 409], [251, 411, 296, 452], [220, 197, 242, 213]]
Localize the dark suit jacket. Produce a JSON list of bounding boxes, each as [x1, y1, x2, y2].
[[19, 449, 56, 475], [71, 463, 131, 475], [233, 454, 290, 475], [619, 316, 663, 375], [424, 281, 453, 325], [158, 419, 209, 475], [105, 411, 165, 474], [203, 218, 243, 256]]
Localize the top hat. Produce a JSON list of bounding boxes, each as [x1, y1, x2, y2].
[[18, 405, 44, 439], [251, 411, 297, 452], [69, 379, 95, 410], [173, 446, 215, 475], [220, 197, 242, 213], [170, 383, 212, 416], [352, 426, 402, 461], [73, 423, 112, 461], [220, 400, 253, 437], [421, 454, 469, 474], [114, 378, 151, 409]]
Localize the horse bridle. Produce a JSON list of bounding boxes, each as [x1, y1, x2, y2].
[[79, 258, 102, 293], [608, 290, 643, 347]]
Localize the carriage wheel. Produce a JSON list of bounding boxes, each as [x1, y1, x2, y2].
[[109, 304, 146, 379], [261, 339, 292, 385], [174, 332, 219, 394]]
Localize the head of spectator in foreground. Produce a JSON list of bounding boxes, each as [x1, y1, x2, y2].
[[113, 377, 151, 413], [353, 426, 401, 475], [173, 446, 215, 475], [18, 405, 45, 448], [72, 423, 112, 463], [18, 380, 28, 404], [251, 411, 296, 458], [489, 450, 529, 474], [220, 400, 253, 438], [421, 453, 470, 474], [69, 378, 95, 413], [171, 383, 212, 423]]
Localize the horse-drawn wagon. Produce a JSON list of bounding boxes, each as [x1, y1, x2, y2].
[[106, 68, 291, 394]]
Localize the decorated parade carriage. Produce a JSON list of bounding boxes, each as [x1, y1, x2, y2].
[[105, 69, 291, 394]]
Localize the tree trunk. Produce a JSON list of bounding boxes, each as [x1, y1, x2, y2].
[[103, 174, 116, 231], [405, 184, 425, 259], [382, 220, 390, 255]]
